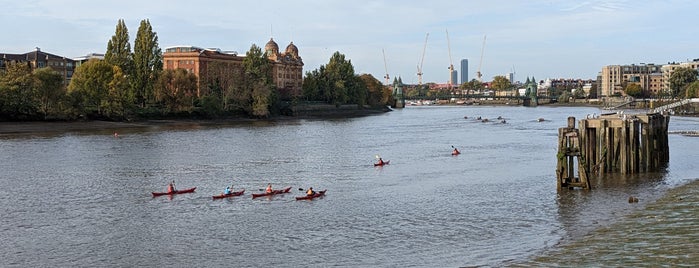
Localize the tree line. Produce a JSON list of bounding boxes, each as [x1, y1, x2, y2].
[[0, 19, 390, 121]]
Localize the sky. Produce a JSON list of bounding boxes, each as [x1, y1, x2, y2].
[[2, 0, 697, 84]]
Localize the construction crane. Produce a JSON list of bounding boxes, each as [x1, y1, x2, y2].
[[476, 35, 487, 82], [417, 33, 429, 85], [446, 29, 455, 87], [382, 48, 390, 85]]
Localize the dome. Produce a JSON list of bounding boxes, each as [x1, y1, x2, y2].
[[285, 42, 298, 57], [264, 38, 279, 55]]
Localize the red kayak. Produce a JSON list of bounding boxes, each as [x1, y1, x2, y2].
[[252, 186, 292, 199], [374, 160, 390, 166], [212, 189, 245, 199], [152, 187, 196, 197], [296, 190, 327, 200]]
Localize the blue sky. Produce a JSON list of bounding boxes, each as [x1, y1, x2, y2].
[[2, 0, 696, 84]]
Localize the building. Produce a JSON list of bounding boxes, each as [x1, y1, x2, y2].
[[73, 53, 105, 67], [599, 63, 662, 97], [162, 38, 303, 99], [460, 59, 468, 84], [661, 59, 699, 94], [1, 47, 75, 85], [450, 69, 458, 87]]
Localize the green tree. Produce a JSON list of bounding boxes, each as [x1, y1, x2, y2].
[[68, 59, 118, 116], [133, 19, 163, 107], [624, 83, 643, 98], [668, 67, 698, 98], [156, 68, 197, 113], [241, 44, 274, 117], [33, 67, 65, 118], [0, 62, 37, 119], [460, 79, 484, 94], [685, 81, 699, 98], [102, 66, 131, 118], [104, 19, 133, 77], [491, 75, 511, 92], [358, 74, 386, 106]]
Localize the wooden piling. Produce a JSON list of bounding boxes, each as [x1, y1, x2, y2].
[[556, 113, 669, 190]]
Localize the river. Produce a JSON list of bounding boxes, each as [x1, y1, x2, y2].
[[1, 105, 697, 267]]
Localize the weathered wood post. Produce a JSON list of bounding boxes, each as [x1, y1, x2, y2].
[[557, 117, 591, 190]]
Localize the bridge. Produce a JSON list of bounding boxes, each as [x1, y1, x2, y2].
[[651, 98, 699, 113]]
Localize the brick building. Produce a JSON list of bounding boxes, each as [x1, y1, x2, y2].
[[0, 47, 75, 85]]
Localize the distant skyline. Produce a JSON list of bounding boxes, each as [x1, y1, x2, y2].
[[2, 0, 697, 84]]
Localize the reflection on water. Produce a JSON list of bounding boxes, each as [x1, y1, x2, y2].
[[0, 106, 697, 267]]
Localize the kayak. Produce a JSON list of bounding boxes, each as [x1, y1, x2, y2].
[[212, 189, 245, 199], [374, 160, 390, 166], [251, 186, 292, 199], [295, 190, 327, 200], [152, 187, 196, 197]]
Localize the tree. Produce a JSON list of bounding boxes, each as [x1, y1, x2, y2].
[[68, 59, 118, 117], [668, 67, 698, 98], [491, 75, 511, 92], [155, 68, 197, 113], [685, 81, 699, 98], [104, 19, 133, 77], [241, 44, 274, 117], [460, 79, 484, 94], [358, 74, 386, 106], [33, 67, 65, 118], [133, 19, 163, 107], [624, 83, 643, 98], [0, 62, 37, 119]]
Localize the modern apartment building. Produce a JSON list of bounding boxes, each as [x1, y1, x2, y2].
[[162, 38, 303, 99], [0, 47, 75, 85], [661, 59, 699, 94], [599, 63, 662, 97]]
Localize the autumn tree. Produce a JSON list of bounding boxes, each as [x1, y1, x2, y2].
[[624, 83, 643, 98], [133, 19, 163, 107], [358, 73, 386, 106], [491, 75, 512, 92]]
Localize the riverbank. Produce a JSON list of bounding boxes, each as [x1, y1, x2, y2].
[[515, 178, 699, 267]]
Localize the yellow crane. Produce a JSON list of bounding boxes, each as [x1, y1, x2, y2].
[[417, 33, 429, 85], [476, 35, 487, 82]]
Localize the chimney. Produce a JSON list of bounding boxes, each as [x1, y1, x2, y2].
[[36, 47, 41, 52]]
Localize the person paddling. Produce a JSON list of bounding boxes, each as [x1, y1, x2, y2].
[[167, 180, 176, 193], [224, 186, 231, 195], [453, 147, 460, 155], [265, 183, 273, 194], [377, 157, 385, 165], [306, 187, 316, 196]]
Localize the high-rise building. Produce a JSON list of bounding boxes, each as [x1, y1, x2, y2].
[[460, 59, 468, 84], [450, 70, 458, 87]]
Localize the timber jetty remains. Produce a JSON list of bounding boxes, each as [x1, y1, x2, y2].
[[556, 112, 669, 191]]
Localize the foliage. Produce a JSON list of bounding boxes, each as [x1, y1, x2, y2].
[[68, 59, 121, 117], [104, 19, 133, 78], [33, 67, 65, 119], [460, 79, 484, 94], [685, 81, 699, 98], [491, 75, 511, 91], [624, 83, 643, 98], [557, 91, 572, 103], [203, 61, 242, 112], [668, 67, 698, 98], [0, 62, 37, 119], [302, 51, 374, 107], [358, 74, 387, 106], [132, 19, 163, 107], [241, 44, 275, 117], [155, 68, 197, 113]]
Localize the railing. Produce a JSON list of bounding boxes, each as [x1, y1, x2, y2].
[[651, 98, 697, 113]]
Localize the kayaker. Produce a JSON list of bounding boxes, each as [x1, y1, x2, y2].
[[377, 158, 385, 165], [453, 147, 460, 155], [167, 181, 175, 193], [306, 187, 315, 196], [224, 186, 231, 195], [265, 183, 273, 194]]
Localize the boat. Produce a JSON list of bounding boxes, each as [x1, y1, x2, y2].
[[251, 186, 292, 199], [295, 190, 327, 200], [212, 189, 245, 199], [152, 187, 196, 197], [374, 160, 390, 166]]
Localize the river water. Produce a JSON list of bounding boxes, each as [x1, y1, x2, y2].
[[1, 106, 697, 267]]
